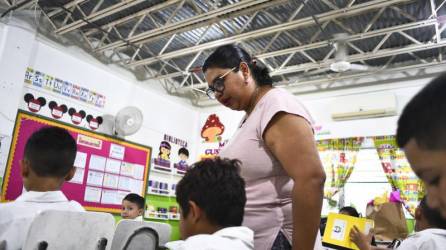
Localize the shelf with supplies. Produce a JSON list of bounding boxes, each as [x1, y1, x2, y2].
[[144, 212, 180, 221], [151, 167, 187, 177]]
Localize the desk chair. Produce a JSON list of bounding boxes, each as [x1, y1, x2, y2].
[[110, 220, 171, 250], [23, 210, 115, 250]]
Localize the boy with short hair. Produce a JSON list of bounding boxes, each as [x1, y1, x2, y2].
[[0, 126, 84, 250], [395, 72, 446, 218], [165, 158, 254, 250], [121, 193, 145, 221]]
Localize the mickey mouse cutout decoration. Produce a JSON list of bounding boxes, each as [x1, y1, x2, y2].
[[68, 108, 86, 125], [48, 101, 68, 119], [24, 93, 46, 113], [86, 115, 103, 130]]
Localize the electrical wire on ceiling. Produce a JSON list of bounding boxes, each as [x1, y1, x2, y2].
[[297, 0, 334, 47]]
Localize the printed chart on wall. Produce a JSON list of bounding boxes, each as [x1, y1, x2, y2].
[[1, 110, 151, 213]]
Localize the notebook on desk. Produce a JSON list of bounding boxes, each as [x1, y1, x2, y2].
[[322, 213, 374, 250]]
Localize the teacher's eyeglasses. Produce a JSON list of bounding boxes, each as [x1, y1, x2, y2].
[[206, 67, 237, 99]]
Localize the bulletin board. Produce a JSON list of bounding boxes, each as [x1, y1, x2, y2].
[[1, 110, 151, 213]]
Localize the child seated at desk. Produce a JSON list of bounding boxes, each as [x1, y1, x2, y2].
[[121, 193, 145, 221], [0, 126, 84, 250], [165, 158, 254, 250]]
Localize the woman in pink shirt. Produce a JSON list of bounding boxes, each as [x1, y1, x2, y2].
[[202, 44, 326, 250]]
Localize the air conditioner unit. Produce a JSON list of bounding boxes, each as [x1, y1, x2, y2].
[[330, 93, 397, 121]]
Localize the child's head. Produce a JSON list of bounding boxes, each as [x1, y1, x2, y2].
[[121, 193, 145, 219], [21, 126, 77, 191], [175, 157, 246, 239], [396, 72, 446, 218], [178, 147, 189, 161], [339, 206, 360, 217], [414, 196, 446, 231]]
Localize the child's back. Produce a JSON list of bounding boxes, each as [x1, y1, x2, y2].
[[165, 158, 253, 250], [0, 127, 85, 250]]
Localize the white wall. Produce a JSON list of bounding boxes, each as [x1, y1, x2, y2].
[[0, 17, 200, 177]]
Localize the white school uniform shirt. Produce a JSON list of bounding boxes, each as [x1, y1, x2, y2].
[[134, 215, 143, 221], [397, 228, 446, 250], [0, 190, 85, 250], [165, 226, 254, 250]]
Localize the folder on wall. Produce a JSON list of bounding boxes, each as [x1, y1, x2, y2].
[[322, 213, 374, 250]]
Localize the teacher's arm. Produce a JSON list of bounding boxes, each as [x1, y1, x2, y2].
[[264, 112, 326, 250]]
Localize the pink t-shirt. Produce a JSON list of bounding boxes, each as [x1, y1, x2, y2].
[[219, 88, 321, 250]]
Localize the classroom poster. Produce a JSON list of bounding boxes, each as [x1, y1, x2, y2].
[[1, 111, 151, 213], [152, 134, 190, 173], [198, 113, 234, 160], [0, 134, 10, 184], [24, 67, 106, 108]]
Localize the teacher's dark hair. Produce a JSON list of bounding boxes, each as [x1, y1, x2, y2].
[[202, 44, 273, 86]]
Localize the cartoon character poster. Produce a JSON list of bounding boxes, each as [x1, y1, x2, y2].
[[21, 91, 102, 131], [201, 114, 225, 143], [199, 113, 232, 160], [152, 135, 190, 175], [173, 147, 190, 174]]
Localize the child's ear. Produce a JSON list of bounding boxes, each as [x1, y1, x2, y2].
[[188, 201, 202, 223], [20, 159, 30, 177], [414, 207, 422, 221], [64, 167, 76, 181], [138, 208, 144, 216]]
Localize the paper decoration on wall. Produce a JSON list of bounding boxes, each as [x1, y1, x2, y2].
[[0, 134, 10, 180], [24, 67, 106, 108], [68, 108, 86, 125], [2, 111, 151, 214], [153, 141, 172, 172], [173, 147, 190, 174], [24, 93, 46, 113], [200, 140, 228, 160], [48, 101, 68, 119], [86, 115, 103, 130], [153, 134, 190, 175], [201, 114, 225, 143]]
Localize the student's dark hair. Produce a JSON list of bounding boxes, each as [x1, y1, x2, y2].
[[178, 147, 189, 157], [202, 44, 273, 86], [176, 157, 246, 227], [339, 206, 360, 217], [123, 193, 145, 210], [397, 72, 446, 149], [419, 196, 446, 229], [24, 126, 76, 177]]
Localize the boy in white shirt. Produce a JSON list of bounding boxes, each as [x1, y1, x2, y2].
[[121, 193, 145, 221], [0, 126, 85, 250], [165, 158, 254, 250]]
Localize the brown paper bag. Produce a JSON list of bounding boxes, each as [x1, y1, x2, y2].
[[366, 202, 408, 241]]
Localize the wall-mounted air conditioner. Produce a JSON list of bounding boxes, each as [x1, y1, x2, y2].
[[330, 93, 397, 121]]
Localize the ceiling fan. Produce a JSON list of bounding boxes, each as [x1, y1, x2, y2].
[[302, 33, 373, 77], [329, 33, 371, 73]]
